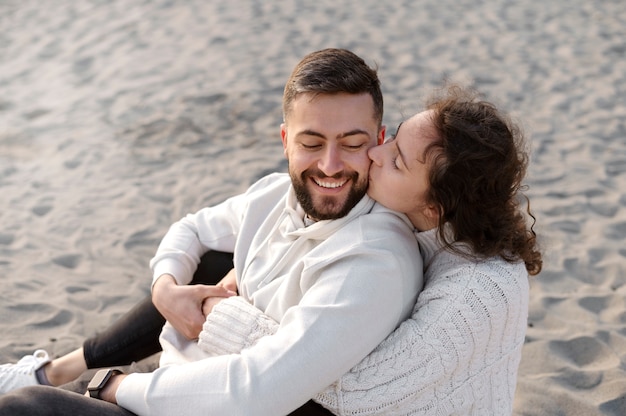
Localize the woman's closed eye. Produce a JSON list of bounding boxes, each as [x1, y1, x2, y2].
[[392, 155, 400, 169]]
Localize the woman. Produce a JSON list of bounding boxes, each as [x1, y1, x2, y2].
[[0, 84, 541, 415]]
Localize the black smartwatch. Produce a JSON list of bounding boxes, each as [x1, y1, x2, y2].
[[87, 369, 123, 399]]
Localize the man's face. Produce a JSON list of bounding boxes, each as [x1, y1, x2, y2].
[[281, 92, 385, 220]]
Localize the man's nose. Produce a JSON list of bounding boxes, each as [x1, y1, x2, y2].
[[318, 146, 344, 176]]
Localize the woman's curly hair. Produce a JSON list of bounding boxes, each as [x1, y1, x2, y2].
[[424, 85, 542, 275]]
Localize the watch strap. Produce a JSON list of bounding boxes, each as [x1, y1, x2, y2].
[[87, 369, 123, 400]]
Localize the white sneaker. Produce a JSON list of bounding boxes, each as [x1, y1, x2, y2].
[[0, 350, 51, 394]]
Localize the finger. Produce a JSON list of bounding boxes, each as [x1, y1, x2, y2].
[[218, 280, 238, 293], [197, 285, 236, 298], [201, 300, 213, 317], [181, 313, 205, 340]]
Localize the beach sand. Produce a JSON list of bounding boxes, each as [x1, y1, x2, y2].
[[1, 0, 625, 414]]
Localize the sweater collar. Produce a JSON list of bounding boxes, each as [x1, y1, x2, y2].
[[415, 224, 476, 272], [414, 227, 441, 267], [414, 223, 461, 268]]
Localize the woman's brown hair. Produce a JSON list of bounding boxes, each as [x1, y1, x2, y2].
[[424, 85, 542, 275]]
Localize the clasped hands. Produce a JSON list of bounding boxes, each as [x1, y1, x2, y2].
[[152, 269, 238, 340]]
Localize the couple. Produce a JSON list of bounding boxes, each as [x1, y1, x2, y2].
[[0, 48, 541, 415]]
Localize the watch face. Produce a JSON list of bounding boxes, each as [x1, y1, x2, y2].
[[87, 369, 120, 399], [87, 369, 122, 399], [88, 369, 114, 393]]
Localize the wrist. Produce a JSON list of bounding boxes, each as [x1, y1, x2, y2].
[[153, 273, 176, 291], [100, 373, 125, 403], [152, 274, 176, 303], [87, 369, 124, 403]]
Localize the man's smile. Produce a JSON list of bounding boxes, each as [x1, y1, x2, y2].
[[312, 178, 348, 189]]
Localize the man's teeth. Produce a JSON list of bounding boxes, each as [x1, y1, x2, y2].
[[314, 179, 346, 189]]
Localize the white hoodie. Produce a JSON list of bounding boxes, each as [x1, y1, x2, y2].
[[116, 173, 423, 416]]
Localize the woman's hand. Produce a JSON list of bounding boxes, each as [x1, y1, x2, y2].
[[152, 274, 236, 340], [202, 269, 239, 316], [202, 296, 229, 316], [216, 268, 238, 292]]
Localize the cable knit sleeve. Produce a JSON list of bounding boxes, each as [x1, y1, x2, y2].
[[198, 296, 279, 356], [315, 258, 529, 415], [198, 257, 528, 416]]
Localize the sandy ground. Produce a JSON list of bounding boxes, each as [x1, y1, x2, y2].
[[1, 0, 625, 414]]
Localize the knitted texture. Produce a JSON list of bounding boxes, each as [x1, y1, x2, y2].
[[313, 229, 529, 415], [197, 228, 529, 415], [199, 296, 279, 356]]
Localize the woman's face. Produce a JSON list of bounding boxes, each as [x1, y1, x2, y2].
[[367, 110, 439, 231]]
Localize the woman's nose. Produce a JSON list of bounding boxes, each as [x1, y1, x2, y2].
[[368, 144, 382, 166]]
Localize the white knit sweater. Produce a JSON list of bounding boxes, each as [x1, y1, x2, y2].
[[200, 227, 530, 415]]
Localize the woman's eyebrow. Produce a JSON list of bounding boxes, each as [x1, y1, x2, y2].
[[393, 122, 404, 137]]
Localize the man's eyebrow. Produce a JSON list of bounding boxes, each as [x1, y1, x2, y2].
[[297, 129, 325, 138], [337, 129, 370, 139], [296, 129, 370, 139]]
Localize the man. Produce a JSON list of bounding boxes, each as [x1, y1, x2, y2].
[[0, 48, 422, 416]]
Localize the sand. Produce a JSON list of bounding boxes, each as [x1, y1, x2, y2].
[[1, 0, 625, 414]]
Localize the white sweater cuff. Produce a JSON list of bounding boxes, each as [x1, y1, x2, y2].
[[151, 258, 190, 288], [116, 372, 153, 416], [198, 296, 279, 356]]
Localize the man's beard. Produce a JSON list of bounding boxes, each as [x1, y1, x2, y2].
[[290, 168, 368, 221]]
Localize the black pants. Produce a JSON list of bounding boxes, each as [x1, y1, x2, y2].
[[80, 250, 333, 416], [83, 251, 235, 369], [0, 386, 335, 416]]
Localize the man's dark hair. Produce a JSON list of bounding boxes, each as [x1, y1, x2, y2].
[[282, 48, 383, 126]]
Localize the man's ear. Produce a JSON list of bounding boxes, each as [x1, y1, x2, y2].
[[280, 123, 288, 154], [377, 125, 386, 145]]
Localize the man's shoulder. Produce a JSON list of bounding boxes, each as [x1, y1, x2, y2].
[[249, 172, 290, 188], [359, 202, 415, 235], [245, 172, 291, 197], [330, 202, 416, 250]]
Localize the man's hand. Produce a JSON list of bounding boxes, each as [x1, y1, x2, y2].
[[152, 274, 236, 340]]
